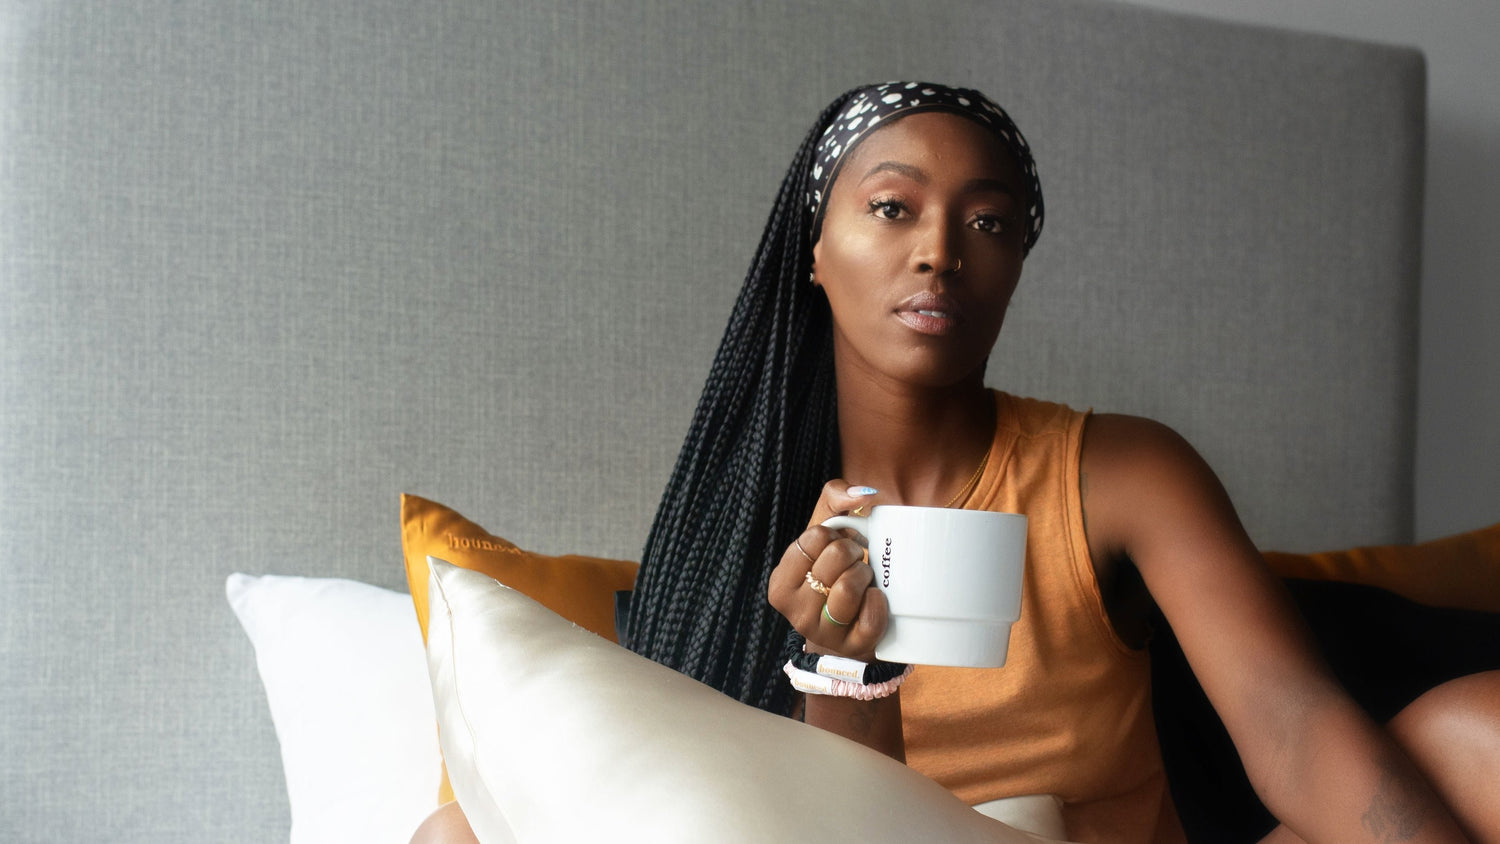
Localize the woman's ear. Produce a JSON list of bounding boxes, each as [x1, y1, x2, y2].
[[809, 240, 823, 287]]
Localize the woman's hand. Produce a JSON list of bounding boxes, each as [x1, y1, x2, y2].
[[767, 480, 889, 660]]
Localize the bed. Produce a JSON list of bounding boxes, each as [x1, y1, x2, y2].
[[0, 0, 1433, 840]]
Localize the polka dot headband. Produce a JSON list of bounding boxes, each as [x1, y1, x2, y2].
[[806, 82, 1045, 253]]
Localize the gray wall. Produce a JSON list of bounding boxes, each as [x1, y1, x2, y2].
[[0, 1, 1430, 840], [1119, 0, 1500, 541]]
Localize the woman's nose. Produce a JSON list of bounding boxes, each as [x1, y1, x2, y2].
[[911, 217, 962, 276]]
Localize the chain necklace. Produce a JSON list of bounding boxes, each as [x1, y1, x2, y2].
[[942, 443, 991, 509]]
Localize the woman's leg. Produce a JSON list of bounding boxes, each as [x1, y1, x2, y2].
[[409, 801, 479, 844], [1258, 670, 1500, 844], [1385, 670, 1500, 842]]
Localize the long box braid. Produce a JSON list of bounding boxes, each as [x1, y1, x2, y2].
[[625, 91, 864, 715]]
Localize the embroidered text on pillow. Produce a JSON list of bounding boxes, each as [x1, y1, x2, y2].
[[446, 534, 521, 554]]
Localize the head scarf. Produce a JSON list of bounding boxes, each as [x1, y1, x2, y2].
[[805, 81, 1044, 253]]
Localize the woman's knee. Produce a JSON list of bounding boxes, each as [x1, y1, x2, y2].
[[409, 801, 479, 844], [1388, 670, 1500, 751], [1387, 670, 1500, 843]]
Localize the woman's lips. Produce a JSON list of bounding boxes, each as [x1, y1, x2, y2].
[[895, 292, 962, 336]]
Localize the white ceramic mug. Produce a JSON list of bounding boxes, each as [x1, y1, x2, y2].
[[821, 505, 1026, 668]]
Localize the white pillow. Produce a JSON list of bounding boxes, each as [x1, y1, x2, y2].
[[226, 573, 443, 844], [424, 558, 1071, 843]]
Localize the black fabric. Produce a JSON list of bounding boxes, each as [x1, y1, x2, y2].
[[1151, 579, 1500, 842]]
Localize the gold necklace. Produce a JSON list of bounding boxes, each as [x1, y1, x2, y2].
[[942, 443, 991, 509]]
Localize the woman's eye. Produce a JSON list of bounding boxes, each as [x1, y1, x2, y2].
[[869, 199, 906, 220], [971, 214, 1005, 234]]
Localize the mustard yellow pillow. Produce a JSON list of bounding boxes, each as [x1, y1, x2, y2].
[[399, 493, 640, 803], [400, 494, 639, 644], [1264, 522, 1500, 614]]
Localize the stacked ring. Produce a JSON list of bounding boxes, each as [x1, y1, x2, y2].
[[804, 571, 831, 596], [822, 604, 850, 626], [794, 537, 816, 564]]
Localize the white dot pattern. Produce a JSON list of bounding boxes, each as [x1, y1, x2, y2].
[[806, 81, 1044, 253]]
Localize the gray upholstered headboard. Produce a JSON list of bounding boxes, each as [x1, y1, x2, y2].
[[0, 0, 1423, 840]]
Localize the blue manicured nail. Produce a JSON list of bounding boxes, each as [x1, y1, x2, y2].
[[848, 486, 878, 497]]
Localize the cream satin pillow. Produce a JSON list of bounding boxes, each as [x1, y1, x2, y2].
[[400, 493, 641, 803], [423, 558, 1068, 843]]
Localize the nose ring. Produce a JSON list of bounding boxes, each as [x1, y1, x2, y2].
[[953, 258, 963, 273]]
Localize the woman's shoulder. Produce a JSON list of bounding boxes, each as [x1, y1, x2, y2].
[[992, 392, 1216, 497], [1081, 412, 1199, 467], [990, 389, 1088, 437], [1079, 412, 1234, 551]]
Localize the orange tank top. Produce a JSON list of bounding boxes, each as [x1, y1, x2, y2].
[[900, 392, 1184, 844]]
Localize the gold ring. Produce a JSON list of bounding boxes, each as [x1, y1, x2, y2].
[[850, 505, 865, 517], [823, 604, 850, 626], [805, 571, 831, 596], [794, 536, 816, 564]]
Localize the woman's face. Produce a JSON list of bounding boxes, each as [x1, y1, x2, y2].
[[812, 111, 1027, 390]]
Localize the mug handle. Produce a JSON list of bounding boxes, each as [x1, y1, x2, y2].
[[820, 514, 871, 546]]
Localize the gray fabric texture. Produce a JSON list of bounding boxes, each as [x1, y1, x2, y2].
[[0, 0, 1423, 840]]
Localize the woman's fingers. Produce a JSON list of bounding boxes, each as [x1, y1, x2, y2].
[[816, 479, 879, 520], [768, 478, 888, 657], [808, 530, 864, 589], [769, 528, 827, 610], [770, 527, 851, 627], [820, 556, 870, 625], [769, 525, 887, 658], [835, 583, 889, 658], [812, 557, 886, 659]]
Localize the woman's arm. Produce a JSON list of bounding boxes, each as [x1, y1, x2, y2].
[[1081, 413, 1466, 842], [804, 693, 906, 762]]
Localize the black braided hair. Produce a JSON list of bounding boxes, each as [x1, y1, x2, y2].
[[624, 89, 863, 715]]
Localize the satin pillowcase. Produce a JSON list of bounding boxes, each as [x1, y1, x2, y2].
[[423, 559, 1068, 843], [399, 493, 640, 804]]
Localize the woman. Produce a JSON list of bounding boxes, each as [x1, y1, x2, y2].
[[415, 83, 1497, 843], [624, 83, 1498, 842]]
